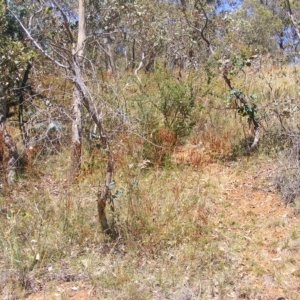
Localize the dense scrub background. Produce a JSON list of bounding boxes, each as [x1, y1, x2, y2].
[[1, 0, 300, 299]]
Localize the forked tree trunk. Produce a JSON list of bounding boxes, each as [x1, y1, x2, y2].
[[69, 1, 114, 234], [10, 0, 114, 233], [75, 72, 115, 233], [65, 1, 114, 233]]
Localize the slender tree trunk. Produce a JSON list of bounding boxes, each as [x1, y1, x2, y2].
[[18, 61, 32, 148], [104, 35, 115, 75], [131, 39, 136, 70], [70, 81, 82, 181], [10, 0, 114, 232], [70, 1, 114, 233], [250, 119, 260, 151], [0, 88, 18, 185], [72, 67, 115, 233], [2, 125, 18, 185], [0, 2, 18, 185], [97, 155, 114, 234], [69, 0, 86, 182], [286, 0, 300, 40], [0, 123, 4, 185]]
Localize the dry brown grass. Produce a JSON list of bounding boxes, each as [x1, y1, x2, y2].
[[2, 62, 300, 300], [172, 144, 211, 166], [2, 148, 300, 299]]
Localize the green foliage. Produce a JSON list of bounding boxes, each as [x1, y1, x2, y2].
[[231, 53, 250, 70], [226, 88, 258, 120], [0, 1, 35, 105], [234, 0, 284, 53], [237, 103, 257, 118], [227, 88, 243, 101], [154, 68, 199, 138], [0, 39, 35, 88]]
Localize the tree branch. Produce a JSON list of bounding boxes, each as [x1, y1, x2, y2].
[[196, 0, 214, 54], [8, 8, 69, 69], [180, 0, 214, 55], [286, 0, 300, 40], [222, 68, 260, 152], [51, 0, 75, 44]]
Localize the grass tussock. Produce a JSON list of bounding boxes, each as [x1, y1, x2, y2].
[[0, 150, 219, 298], [2, 150, 300, 299]]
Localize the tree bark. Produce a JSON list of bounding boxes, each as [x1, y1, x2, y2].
[[2, 125, 18, 185], [0, 87, 18, 185], [73, 65, 114, 233], [286, 0, 300, 41], [250, 119, 260, 151], [131, 39, 136, 70], [97, 156, 114, 234], [70, 82, 82, 182], [18, 61, 32, 148], [10, 0, 114, 233], [0, 124, 4, 185], [222, 69, 260, 152], [69, 0, 86, 182], [104, 35, 115, 75]]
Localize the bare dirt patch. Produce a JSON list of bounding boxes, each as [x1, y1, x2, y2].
[[209, 160, 300, 299]]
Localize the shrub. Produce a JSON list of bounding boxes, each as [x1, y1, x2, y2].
[[276, 131, 300, 205], [153, 67, 199, 139]]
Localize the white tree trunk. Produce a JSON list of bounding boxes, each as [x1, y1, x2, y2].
[[70, 82, 82, 181], [10, 0, 114, 232], [69, 0, 86, 182]]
